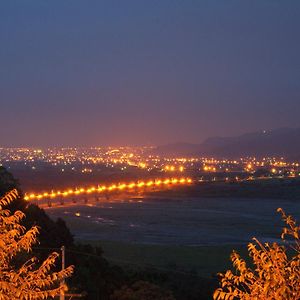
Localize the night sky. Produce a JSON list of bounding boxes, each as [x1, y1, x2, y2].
[[1, 1, 300, 147]]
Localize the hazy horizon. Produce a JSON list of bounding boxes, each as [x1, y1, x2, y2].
[[0, 126, 299, 148]]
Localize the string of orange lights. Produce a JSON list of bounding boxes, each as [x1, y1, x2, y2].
[[24, 177, 193, 201]]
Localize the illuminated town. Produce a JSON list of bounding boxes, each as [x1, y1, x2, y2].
[[0, 147, 299, 205], [1, 146, 299, 172]]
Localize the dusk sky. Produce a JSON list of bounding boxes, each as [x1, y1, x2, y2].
[[1, 1, 300, 147]]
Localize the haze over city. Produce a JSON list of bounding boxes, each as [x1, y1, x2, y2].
[[1, 1, 300, 147]]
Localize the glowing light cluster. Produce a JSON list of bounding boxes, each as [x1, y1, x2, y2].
[[1, 147, 299, 177], [164, 165, 184, 172], [24, 177, 193, 201], [203, 165, 217, 172]]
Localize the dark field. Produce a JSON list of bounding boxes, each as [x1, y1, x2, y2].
[[46, 180, 300, 277], [46, 196, 299, 245]]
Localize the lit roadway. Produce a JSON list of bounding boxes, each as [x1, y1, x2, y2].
[[24, 177, 193, 206]]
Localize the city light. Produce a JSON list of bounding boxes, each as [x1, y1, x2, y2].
[[24, 177, 193, 202]]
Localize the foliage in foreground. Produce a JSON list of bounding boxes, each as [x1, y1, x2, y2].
[[0, 189, 73, 299], [214, 208, 300, 300]]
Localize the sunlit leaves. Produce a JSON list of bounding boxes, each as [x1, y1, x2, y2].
[[0, 189, 74, 299], [213, 208, 300, 300]]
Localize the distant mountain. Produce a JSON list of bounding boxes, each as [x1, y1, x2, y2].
[[153, 128, 300, 159]]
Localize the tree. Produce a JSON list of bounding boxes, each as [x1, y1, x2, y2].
[[0, 167, 126, 298], [0, 189, 73, 299], [68, 243, 126, 299], [213, 208, 300, 300], [0, 166, 74, 260]]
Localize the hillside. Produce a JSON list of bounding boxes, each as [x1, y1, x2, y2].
[[153, 128, 300, 159]]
